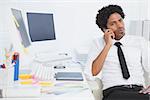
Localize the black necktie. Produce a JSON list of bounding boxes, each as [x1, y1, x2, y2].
[[114, 42, 130, 79]]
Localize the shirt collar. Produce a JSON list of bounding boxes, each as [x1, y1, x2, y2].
[[113, 35, 127, 46]]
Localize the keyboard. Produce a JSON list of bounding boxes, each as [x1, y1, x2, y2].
[[30, 62, 54, 80]]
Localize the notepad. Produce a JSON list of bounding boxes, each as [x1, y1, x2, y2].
[[55, 72, 83, 81]]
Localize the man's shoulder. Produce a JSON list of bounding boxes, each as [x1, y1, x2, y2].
[[126, 35, 145, 41], [92, 36, 104, 45], [126, 35, 143, 38], [125, 35, 146, 46], [89, 36, 105, 50], [93, 36, 103, 41]]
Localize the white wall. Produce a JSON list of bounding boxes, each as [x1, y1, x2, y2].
[[148, 0, 150, 20], [0, 0, 149, 54], [0, 2, 8, 32], [0, 1, 12, 49]]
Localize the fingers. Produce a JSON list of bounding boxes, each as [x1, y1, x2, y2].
[[143, 87, 150, 94], [139, 86, 150, 94], [139, 88, 146, 93], [104, 29, 115, 39], [103, 29, 115, 46]]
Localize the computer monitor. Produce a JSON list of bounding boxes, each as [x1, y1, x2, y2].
[[11, 8, 31, 48], [27, 12, 56, 42]]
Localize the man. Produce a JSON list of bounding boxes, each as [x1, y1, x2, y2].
[[86, 5, 150, 100]]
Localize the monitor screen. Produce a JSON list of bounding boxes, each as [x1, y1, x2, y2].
[[11, 8, 31, 48], [27, 12, 56, 42]]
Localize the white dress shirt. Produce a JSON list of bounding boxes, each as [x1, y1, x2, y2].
[[85, 35, 150, 90]]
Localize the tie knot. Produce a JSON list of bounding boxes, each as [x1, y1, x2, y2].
[[114, 42, 122, 47]]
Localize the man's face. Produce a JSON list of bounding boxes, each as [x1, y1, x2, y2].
[[106, 13, 125, 40]]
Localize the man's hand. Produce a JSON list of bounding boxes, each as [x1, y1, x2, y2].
[[104, 29, 115, 46], [139, 85, 150, 94]]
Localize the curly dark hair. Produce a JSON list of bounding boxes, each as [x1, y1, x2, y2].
[[96, 5, 125, 32]]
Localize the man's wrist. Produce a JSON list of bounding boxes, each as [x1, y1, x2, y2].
[[105, 44, 112, 49]]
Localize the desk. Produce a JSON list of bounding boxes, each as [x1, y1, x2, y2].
[[0, 89, 94, 100], [0, 61, 95, 100]]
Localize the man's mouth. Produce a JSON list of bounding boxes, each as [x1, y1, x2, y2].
[[118, 29, 124, 34]]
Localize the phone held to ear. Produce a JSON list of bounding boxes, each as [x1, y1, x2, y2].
[[104, 28, 114, 39]]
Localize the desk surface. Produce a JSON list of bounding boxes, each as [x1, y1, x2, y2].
[[0, 81, 95, 100], [0, 89, 94, 100], [0, 61, 95, 100]]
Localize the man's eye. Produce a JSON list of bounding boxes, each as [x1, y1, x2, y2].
[[110, 23, 115, 26], [119, 19, 123, 22]]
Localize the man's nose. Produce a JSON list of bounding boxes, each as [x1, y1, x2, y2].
[[117, 22, 123, 28]]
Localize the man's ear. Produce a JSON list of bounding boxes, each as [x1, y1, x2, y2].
[[102, 28, 107, 32]]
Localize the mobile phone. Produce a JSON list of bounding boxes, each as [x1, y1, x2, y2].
[[104, 28, 114, 39]]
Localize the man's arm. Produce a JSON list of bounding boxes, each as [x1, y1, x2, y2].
[[92, 44, 111, 76], [92, 29, 115, 76]]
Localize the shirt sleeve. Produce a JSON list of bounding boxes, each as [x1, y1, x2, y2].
[[84, 37, 104, 80], [140, 37, 150, 80]]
